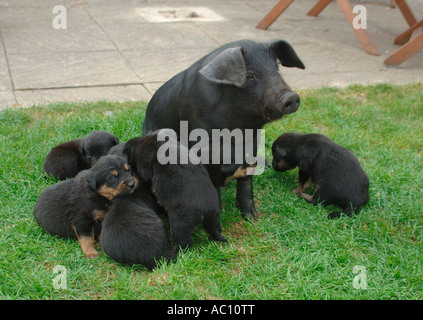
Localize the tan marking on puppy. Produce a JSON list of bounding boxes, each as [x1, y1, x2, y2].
[[224, 166, 248, 184], [92, 209, 107, 221], [131, 176, 138, 189], [111, 170, 118, 176], [78, 235, 99, 258], [292, 176, 313, 194], [277, 159, 287, 170], [299, 186, 320, 203], [151, 186, 162, 206], [71, 225, 98, 258], [303, 176, 313, 191], [299, 193, 313, 202], [124, 163, 129, 171], [98, 177, 138, 200], [98, 184, 120, 200]]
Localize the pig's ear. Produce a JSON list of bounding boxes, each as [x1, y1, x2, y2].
[[199, 47, 247, 88], [266, 40, 305, 69]]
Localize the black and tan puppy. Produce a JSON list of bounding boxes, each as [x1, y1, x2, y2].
[[34, 155, 138, 258], [100, 181, 177, 269], [43, 130, 119, 180], [272, 133, 369, 218], [123, 133, 227, 250]]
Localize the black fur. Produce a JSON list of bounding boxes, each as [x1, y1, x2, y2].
[[107, 142, 126, 158], [100, 181, 176, 269], [142, 39, 305, 220], [123, 133, 227, 249], [34, 155, 138, 257], [272, 133, 370, 218], [43, 130, 119, 180]]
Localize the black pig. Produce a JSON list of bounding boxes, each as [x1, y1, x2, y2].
[[142, 39, 305, 219]]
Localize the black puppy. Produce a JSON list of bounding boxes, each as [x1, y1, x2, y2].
[[123, 133, 227, 249], [272, 133, 369, 218], [43, 130, 119, 180], [34, 155, 138, 258], [100, 181, 177, 269], [142, 39, 305, 220]]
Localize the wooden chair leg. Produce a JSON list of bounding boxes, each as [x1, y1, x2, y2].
[[394, 20, 423, 45], [256, 0, 295, 30], [384, 31, 423, 65], [335, 0, 380, 56], [394, 0, 417, 27], [307, 0, 332, 17]]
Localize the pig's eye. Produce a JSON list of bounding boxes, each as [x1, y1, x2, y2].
[[246, 72, 255, 80]]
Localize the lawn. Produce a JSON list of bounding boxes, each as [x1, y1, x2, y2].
[[0, 83, 422, 300]]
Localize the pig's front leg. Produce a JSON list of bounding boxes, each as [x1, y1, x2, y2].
[[236, 175, 257, 220]]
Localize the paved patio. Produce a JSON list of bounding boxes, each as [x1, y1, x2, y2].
[[0, 0, 422, 108]]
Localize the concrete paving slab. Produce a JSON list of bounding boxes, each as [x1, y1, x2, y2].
[[0, 38, 13, 91], [121, 47, 213, 82], [0, 7, 114, 54], [0, 35, 16, 107], [14, 84, 151, 107], [8, 50, 141, 90], [0, 0, 86, 8], [87, 7, 220, 51], [0, 90, 16, 107]]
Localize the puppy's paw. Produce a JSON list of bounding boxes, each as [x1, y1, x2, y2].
[[84, 250, 100, 259], [291, 188, 301, 195], [299, 192, 313, 202]]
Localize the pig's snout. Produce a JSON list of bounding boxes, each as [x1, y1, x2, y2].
[[280, 91, 300, 114]]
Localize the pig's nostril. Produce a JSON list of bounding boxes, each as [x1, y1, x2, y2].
[[281, 92, 300, 114]]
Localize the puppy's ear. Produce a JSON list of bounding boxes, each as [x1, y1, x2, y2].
[[266, 40, 305, 69], [80, 139, 87, 155], [123, 141, 133, 159], [123, 139, 138, 167], [275, 145, 288, 158], [199, 47, 247, 88], [86, 174, 97, 191], [112, 135, 119, 146]]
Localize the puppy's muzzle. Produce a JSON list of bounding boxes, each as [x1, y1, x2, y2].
[[125, 177, 138, 192]]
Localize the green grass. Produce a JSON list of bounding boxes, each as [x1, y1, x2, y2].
[[1, 83, 422, 300]]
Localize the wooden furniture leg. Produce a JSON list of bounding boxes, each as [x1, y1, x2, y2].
[[307, 0, 332, 17], [394, 20, 423, 45], [394, 0, 417, 27], [384, 30, 423, 65], [256, 0, 295, 30]]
